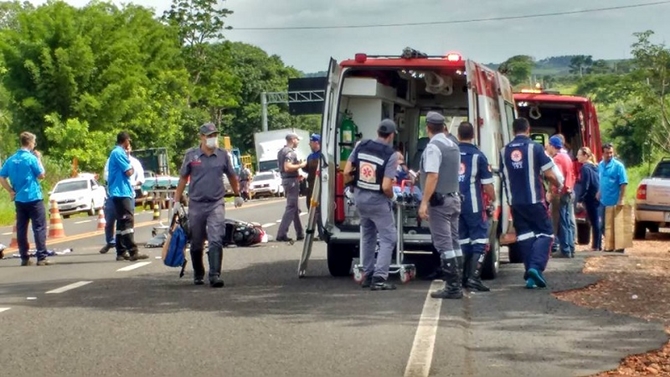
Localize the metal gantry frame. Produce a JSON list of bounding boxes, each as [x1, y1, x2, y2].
[[261, 90, 325, 132]]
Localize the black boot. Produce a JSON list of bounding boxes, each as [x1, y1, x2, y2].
[[207, 247, 224, 288], [361, 273, 373, 288], [190, 248, 205, 285], [430, 257, 463, 299], [461, 254, 473, 287], [370, 275, 396, 291], [464, 254, 490, 292]]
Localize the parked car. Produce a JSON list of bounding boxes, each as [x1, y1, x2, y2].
[[634, 157, 670, 239], [250, 171, 284, 198], [49, 177, 107, 218]]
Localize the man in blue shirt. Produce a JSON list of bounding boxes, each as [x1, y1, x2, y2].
[[597, 143, 628, 253], [500, 118, 561, 289], [0, 132, 51, 266], [107, 132, 148, 261]]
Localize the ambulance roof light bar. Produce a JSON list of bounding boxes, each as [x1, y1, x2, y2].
[[353, 48, 463, 63]]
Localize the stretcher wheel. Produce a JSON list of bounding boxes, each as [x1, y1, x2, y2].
[[409, 268, 417, 279], [400, 271, 411, 284], [288, 240, 295, 245], [353, 268, 365, 284]]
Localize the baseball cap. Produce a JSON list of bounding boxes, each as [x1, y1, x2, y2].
[[425, 111, 445, 125], [286, 132, 302, 141], [377, 119, 397, 134], [310, 133, 321, 142], [549, 135, 563, 149], [199, 123, 218, 136]]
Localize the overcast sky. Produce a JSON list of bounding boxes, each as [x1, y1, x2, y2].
[[27, 0, 670, 73]]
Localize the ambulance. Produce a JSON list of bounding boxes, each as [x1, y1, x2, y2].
[[318, 48, 518, 280], [512, 87, 603, 262]]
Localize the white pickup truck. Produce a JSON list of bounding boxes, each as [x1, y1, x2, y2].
[[634, 157, 670, 239]]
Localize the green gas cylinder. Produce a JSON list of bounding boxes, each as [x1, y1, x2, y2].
[[340, 116, 358, 162]]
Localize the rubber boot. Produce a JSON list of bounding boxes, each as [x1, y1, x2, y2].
[[464, 254, 490, 292], [423, 252, 444, 280], [461, 254, 473, 287], [207, 247, 224, 288], [430, 257, 463, 299], [190, 248, 205, 285]]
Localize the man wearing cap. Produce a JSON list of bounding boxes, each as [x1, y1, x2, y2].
[[173, 123, 244, 287], [304, 133, 324, 240], [107, 132, 149, 262], [546, 135, 576, 258], [417, 112, 463, 300], [344, 119, 399, 291], [457, 121, 496, 292], [500, 118, 561, 289], [276, 132, 306, 242]]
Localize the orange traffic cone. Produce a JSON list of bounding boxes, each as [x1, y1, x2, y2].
[[9, 224, 18, 248], [48, 200, 66, 239], [97, 208, 106, 230]]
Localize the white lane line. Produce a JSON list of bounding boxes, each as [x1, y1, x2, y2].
[[0, 308, 11, 313], [74, 220, 92, 224], [117, 261, 152, 272], [1, 232, 12, 236], [404, 281, 443, 377], [261, 223, 276, 228], [299, 212, 307, 216], [276, 219, 281, 223], [46, 281, 93, 294]]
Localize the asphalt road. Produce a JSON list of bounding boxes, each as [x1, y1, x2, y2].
[[0, 197, 667, 377]]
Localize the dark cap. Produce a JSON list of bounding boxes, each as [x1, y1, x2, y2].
[[199, 123, 218, 136], [286, 132, 302, 141], [425, 111, 445, 125], [310, 133, 321, 142], [378, 119, 397, 134]]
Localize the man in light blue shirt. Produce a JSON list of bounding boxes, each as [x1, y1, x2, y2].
[[597, 143, 628, 253], [0, 132, 51, 266], [107, 132, 148, 261]]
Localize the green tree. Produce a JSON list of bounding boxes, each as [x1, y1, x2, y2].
[[569, 55, 593, 76], [498, 55, 534, 86]]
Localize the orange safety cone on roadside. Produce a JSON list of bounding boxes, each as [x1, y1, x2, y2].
[[48, 200, 66, 239], [9, 224, 18, 248], [97, 208, 106, 230]]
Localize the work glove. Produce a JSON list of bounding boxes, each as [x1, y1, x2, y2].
[[172, 202, 182, 214], [234, 196, 244, 208]]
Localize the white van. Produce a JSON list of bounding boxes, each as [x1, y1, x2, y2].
[[318, 48, 517, 280]]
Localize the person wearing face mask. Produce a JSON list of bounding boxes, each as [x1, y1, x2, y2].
[[276, 133, 307, 243], [173, 123, 244, 287], [0, 132, 52, 266]]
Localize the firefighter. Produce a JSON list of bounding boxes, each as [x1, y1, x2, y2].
[[457, 121, 496, 292], [343, 119, 399, 291], [500, 118, 561, 289], [276, 133, 306, 242], [304, 133, 324, 240], [173, 123, 244, 287], [417, 112, 463, 300]]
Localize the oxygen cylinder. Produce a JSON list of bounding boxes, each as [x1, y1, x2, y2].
[[340, 116, 357, 163], [335, 171, 345, 223]]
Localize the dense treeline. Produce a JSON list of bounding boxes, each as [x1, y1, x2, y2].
[[0, 0, 319, 176]]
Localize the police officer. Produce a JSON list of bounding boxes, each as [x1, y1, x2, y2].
[[418, 112, 463, 299], [107, 132, 149, 262], [304, 133, 324, 240], [173, 123, 244, 287], [500, 118, 561, 289], [344, 119, 399, 291], [276, 133, 306, 242], [457, 121, 496, 292]]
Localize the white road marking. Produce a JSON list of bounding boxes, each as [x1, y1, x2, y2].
[[116, 261, 151, 272], [46, 281, 93, 294], [404, 281, 443, 377], [1, 232, 12, 236], [276, 219, 281, 223], [261, 223, 276, 228], [74, 220, 92, 224], [299, 212, 307, 216], [0, 308, 10, 313]]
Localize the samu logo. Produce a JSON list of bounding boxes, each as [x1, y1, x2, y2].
[[510, 150, 523, 169], [458, 162, 466, 182]]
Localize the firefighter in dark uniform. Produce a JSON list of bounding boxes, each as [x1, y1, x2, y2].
[[173, 123, 244, 287], [276, 133, 306, 242], [500, 118, 561, 289], [304, 133, 324, 240], [344, 119, 399, 291], [457, 121, 496, 292], [418, 112, 463, 300]]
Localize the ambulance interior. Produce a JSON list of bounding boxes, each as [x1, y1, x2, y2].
[[332, 66, 469, 240]]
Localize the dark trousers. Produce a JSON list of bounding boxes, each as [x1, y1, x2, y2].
[[113, 197, 137, 256], [511, 203, 554, 273], [584, 197, 602, 250], [15, 200, 48, 261]]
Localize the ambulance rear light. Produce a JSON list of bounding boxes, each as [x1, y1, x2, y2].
[[445, 52, 462, 62], [637, 184, 647, 200], [354, 53, 367, 63]]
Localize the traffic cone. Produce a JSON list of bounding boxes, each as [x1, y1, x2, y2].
[[153, 203, 160, 220], [48, 200, 66, 239], [97, 208, 106, 230], [9, 224, 18, 248]]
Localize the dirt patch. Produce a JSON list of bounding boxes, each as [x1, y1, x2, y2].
[[553, 232, 670, 376]]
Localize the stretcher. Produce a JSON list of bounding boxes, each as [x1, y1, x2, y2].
[[352, 180, 417, 284]]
